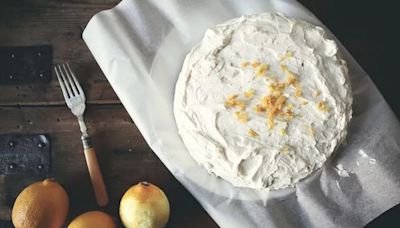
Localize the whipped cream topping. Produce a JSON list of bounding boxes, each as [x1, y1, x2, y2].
[[174, 13, 352, 190]]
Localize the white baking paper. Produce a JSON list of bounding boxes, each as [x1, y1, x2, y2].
[[82, 0, 400, 227]]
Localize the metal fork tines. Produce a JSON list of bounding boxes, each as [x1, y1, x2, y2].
[[54, 63, 88, 137], [54, 63, 109, 206]]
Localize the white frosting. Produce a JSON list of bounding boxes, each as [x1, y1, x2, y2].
[[174, 13, 352, 190]]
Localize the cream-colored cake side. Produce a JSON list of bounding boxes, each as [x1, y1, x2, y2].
[[174, 13, 352, 190]]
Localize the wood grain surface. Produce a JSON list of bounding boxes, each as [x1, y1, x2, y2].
[[0, 105, 216, 227], [0, 0, 397, 228], [0, 0, 217, 227]]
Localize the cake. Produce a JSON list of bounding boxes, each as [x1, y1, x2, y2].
[[174, 13, 352, 190]]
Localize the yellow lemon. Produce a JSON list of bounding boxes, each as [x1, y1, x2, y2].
[[120, 182, 170, 228], [68, 210, 116, 228], [12, 178, 69, 228]]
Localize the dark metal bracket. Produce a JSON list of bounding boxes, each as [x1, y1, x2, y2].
[[0, 45, 52, 84], [0, 134, 51, 175]]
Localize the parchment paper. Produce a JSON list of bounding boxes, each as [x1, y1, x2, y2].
[[82, 0, 400, 227]]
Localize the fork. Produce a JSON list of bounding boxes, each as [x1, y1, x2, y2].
[[55, 63, 109, 207]]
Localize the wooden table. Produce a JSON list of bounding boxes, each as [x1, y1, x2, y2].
[[0, 0, 397, 227]]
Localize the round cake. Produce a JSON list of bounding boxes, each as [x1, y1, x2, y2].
[[174, 13, 352, 190]]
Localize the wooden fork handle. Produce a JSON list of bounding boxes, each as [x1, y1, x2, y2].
[[82, 136, 109, 207]]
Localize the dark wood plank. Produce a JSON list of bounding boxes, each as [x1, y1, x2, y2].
[[0, 105, 218, 228], [0, 64, 120, 106], [298, 0, 398, 118], [0, 0, 121, 105]]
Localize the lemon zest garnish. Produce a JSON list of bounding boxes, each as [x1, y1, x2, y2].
[[307, 124, 315, 137], [224, 100, 236, 108], [224, 95, 246, 110], [248, 129, 258, 137], [281, 145, 290, 155], [234, 111, 248, 123], [295, 84, 302, 97], [268, 81, 286, 96], [280, 64, 289, 72], [241, 61, 250, 68], [286, 72, 298, 85], [224, 97, 237, 107], [251, 61, 261, 68], [317, 101, 330, 112], [264, 95, 287, 129], [244, 89, 255, 99], [227, 94, 238, 100], [285, 109, 295, 120], [255, 63, 269, 77], [279, 51, 293, 62], [236, 100, 246, 110], [254, 104, 266, 113]]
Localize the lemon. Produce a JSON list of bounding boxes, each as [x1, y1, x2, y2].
[[120, 182, 170, 228], [68, 210, 116, 228], [12, 178, 69, 228]]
